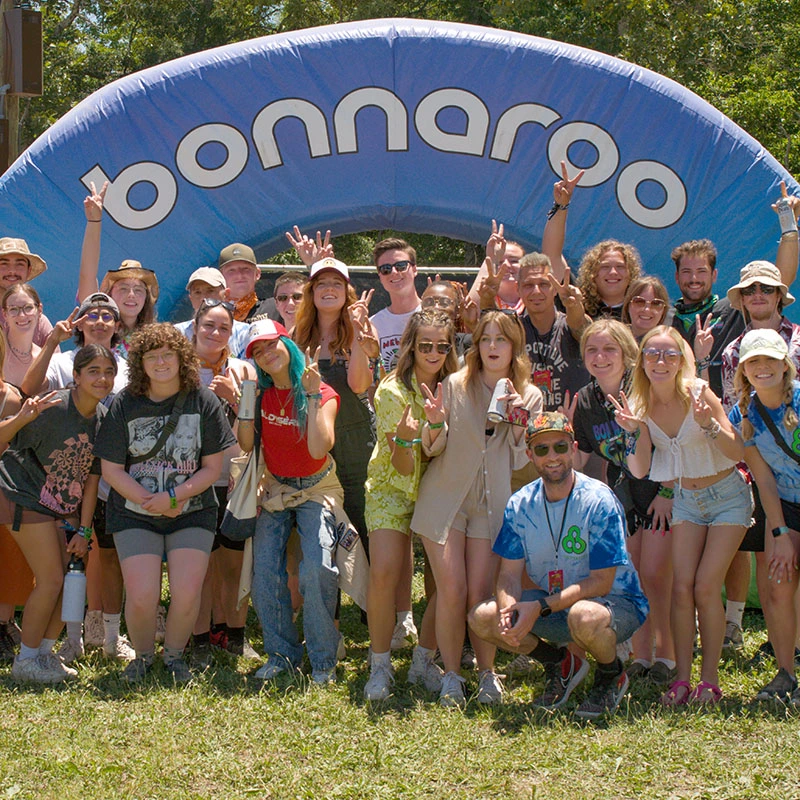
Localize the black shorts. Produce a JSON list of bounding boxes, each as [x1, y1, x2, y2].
[[738, 481, 765, 553], [211, 485, 245, 552], [92, 499, 117, 550]]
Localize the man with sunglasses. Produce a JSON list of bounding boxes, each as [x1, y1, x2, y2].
[[370, 238, 421, 372], [174, 267, 251, 359], [468, 412, 648, 718]]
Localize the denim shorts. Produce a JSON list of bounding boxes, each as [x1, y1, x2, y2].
[[672, 468, 754, 529], [520, 588, 644, 646]]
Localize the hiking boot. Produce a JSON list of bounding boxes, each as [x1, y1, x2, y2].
[[190, 640, 212, 670], [4, 618, 21, 647], [648, 660, 677, 686], [756, 668, 797, 702], [533, 651, 589, 710], [575, 668, 630, 719], [122, 656, 153, 684], [83, 610, 104, 648], [722, 621, 744, 655], [364, 658, 395, 701], [439, 671, 466, 708], [166, 657, 192, 685], [505, 652, 537, 677], [103, 635, 136, 662], [476, 669, 503, 705], [226, 638, 260, 660], [460, 644, 477, 670], [390, 618, 418, 651], [0, 624, 16, 661], [408, 648, 444, 692]]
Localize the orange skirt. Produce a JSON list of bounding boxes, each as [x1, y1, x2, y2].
[[0, 523, 34, 606]]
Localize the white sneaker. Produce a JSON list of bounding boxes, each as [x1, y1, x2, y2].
[[56, 637, 84, 664], [408, 648, 444, 692], [364, 659, 395, 701], [439, 671, 467, 708], [390, 618, 419, 650], [476, 669, 503, 705], [83, 610, 104, 648], [12, 653, 76, 683], [155, 605, 167, 644], [103, 635, 136, 662], [506, 652, 537, 676]]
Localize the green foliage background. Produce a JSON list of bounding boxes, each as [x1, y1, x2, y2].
[[23, 0, 800, 265]]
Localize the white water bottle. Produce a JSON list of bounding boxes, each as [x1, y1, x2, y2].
[[61, 555, 86, 623]]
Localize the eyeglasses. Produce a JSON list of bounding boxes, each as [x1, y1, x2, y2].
[[421, 296, 455, 309], [276, 292, 303, 303], [85, 311, 116, 323], [532, 441, 571, 457], [740, 283, 778, 296], [201, 298, 235, 312], [5, 303, 37, 317], [642, 347, 682, 364], [142, 350, 178, 364], [416, 341, 453, 355], [377, 260, 413, 275], [629, 296, 667, 310]]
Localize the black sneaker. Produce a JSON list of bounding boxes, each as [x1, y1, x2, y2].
[[755, 668, 797, 702], [750, 640, 774, 667], [0, 624, 16, 661], [532, 651, 589, 709], [191, 641, 212, 670], [575, 669, 630, 719]]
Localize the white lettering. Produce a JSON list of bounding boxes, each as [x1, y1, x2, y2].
[[547, 121, 619, 187], [334, 87, 408, 153], [252, 98, 331, 170], [176, 123, 249, 188], [414, 88, 489, 156], [616, 160, 687, 228], [490, 103, 561, 162]]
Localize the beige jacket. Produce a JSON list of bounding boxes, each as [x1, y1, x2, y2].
[[411, 372, 543, 543]]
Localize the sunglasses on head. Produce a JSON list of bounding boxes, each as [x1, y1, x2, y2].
[[276, 292, 303, 303], [85, 310, 116, 323], [642, 347, 682, 364], [201, 298, 235, 312], [480, 308, 520, 319], [416, 341, 453, 354], [377, 260, 413, 275], [629, 296, 666, 310], [532, 441, 571, 457], [740, 283, 778, 296]]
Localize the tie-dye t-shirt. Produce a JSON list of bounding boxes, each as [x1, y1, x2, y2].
[[493, 471, 649, 622]]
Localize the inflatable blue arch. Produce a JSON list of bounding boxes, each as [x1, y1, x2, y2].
[[0, 18, 796, 320]]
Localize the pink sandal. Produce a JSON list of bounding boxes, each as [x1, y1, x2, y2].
[[660, 680, 691, 707], [689, 681, 722, 705]]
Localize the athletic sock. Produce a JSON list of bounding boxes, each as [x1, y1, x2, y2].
[[725, 600, 746, 628], [103, 613, 121, 644], [396, 610, 413, 626], [530, 639, 565, 665], [596, 657, 623, 680], [226, 626, 244, 649], [19, 644, 38, 660]]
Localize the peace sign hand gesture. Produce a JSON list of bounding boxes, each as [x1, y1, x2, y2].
[[553, 160, 585, 206], [347, 289, 374, 327], [421, 382, 446, 426], [607, 390, 644, 433], [547, 267, 584, 312], [477, 256, 506, 307], [693, 313, 714, 363], [52, 307, 87, 344], [84, 181, 108, 222], [17, 392, 62, 425], [301, 346, 322, 394], [558, 389, 579, 425], [486, 219, 506, 265]]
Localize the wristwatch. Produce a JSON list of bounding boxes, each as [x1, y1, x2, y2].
[[772, 526, 790, 538], [538, 596, 553, 618]]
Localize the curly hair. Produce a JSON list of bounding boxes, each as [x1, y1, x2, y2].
[[465, 310, 531, 394], [126, 323, 200, 396], [577, 241, 642, 317], [393, 310, 458, 392], [621, 276, 670, 329], [627, 325, 695, 418], [292, 276, 358, 356], [580, 318, 639, 373], [734, 356, 798, 441]]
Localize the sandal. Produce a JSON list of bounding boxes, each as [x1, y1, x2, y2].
[[689, 680, 722, 705], [660, 679, 691, 707]]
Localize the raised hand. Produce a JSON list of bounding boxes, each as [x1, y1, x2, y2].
[[558, 389, 579, 425], [547, 267, 584, 312], [351, 314, 380, 359], [17, 392, 63, 424], [421, 381, 445, 425], [395, 404, 420, 441], [607, 390, 643, 433], [53, 307, 86, 344], [285, 226, 333, 266], [477, 256, 507, 307], [485, 219, 506, 265], [84, 180, 108, 222], [553, 160, 585, 206], [348, 289, 374, 327], [209, 373, 239, 406], [301, 346, 323, 394], [693, 313, 714, 364]]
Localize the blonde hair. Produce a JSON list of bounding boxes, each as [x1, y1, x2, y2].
[[580, 318, 639, 372], [465, 310, 531, 393], [627, 325, 695, 418], [578, 240, 642, 316], [734, 356, 798, 441]]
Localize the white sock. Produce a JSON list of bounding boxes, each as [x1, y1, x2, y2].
[[654, 657, 676, 669], [66, 621, 83, 643], [39, 638, 56, 654], [371, 650, 391, 668], [631, 658, 652, 668], [103, 613, 121, 644], [396, 610, 413, 626], [725, 601, 746, 627], [19, 644, 38, 660]]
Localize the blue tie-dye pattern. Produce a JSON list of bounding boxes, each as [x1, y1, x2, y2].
[[729, 383, 800, 504], [494, 472, 649, 620]]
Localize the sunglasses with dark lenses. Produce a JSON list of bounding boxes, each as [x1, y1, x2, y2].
[[377, 260, 413, 275], [201, 298, 235, 312], [480, 308, 520, 319], [642, 347, 682, 364], [86, 311, 116, 323], [276, 292, 304, 303], [629, 296, 667, 310], [532, 441, 571, 457], [416, 341, 453, 355], [740, 283, 778, 296]]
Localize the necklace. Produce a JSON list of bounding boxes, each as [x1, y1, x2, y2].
[[543, 475, 576, 560], [274, 386, 293, 416], [9, 343, 32, 362]]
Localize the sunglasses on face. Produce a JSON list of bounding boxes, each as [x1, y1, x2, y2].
[[85, 311, 116, 323], [377, 260, 413, 275], [740, 283, 778, 296], [532, 441, 571, 457], [422, 296, 456, 309], [201, 298, 235, 312], [416, 341, 453, 354], [629, 296, 666, 310], [276, 292, 303, 303], [642, 347, 682, 364]]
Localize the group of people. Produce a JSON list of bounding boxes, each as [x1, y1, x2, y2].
[[2, 167, 800, 718]]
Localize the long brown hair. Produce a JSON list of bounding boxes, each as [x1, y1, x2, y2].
[[621, 276, 670, 327], [393, 310, 458, 392], [293, 276, 358, 356], [465, 310, 531, 393]]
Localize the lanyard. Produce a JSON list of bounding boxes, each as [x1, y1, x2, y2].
[[543, 477, 575, 558]]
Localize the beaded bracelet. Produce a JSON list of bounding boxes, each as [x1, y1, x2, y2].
[[78, 525, 94, 540], [657, 486, 674, 499], [393, 436, 422, 448], [695, 356, 711, 374], [701, 418, 721, 439], [546, 201, 570, 220]]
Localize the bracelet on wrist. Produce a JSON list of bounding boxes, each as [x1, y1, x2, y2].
[[695, 356, 711, 374], [427, 421, 444, 430], [305, 392, 323, 400], [657, 485, 674, 499], [701, 418, 721, 439], [86, 219, 101, 224], [78, 525, 94, 540], [167, 487, 178, 509], [393, 436, 421, 448], [772, 526, 790, 538], [624, 427, 640, 456], [546, 201, 570, 220]]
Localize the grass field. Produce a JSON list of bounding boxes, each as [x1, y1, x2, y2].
[[1, 604, 799, 800]]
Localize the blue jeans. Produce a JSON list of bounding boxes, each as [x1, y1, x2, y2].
[[251, 496, 339, 671]]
